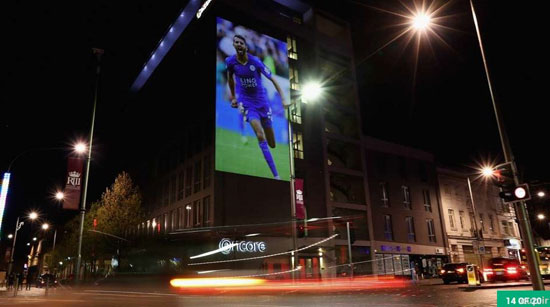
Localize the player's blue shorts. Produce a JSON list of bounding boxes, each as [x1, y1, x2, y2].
[[243, 105, 272, 129]]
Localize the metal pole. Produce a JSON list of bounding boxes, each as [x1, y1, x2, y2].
[[467, 178, 484, 273], [7, 216, 21, 278], [287, 107, 298, 280], [52, 229, 57, 252], [470, 0, 544, 290], [346, 222, 353, 279], [75, 48, 103, 284]]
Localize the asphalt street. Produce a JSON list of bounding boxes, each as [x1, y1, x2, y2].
[[0, 281, 528, 306]]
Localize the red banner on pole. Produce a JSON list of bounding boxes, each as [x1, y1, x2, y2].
[[63, 157, 84, 210], [295, 178, 306, 219]]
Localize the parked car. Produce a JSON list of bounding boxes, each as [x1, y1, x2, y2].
[[440, 263, 469, 284], [36, 274, 58, 288], [483, 257, 528, 282]]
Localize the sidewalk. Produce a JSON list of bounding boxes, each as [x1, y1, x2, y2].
[[458, 280, 550, 290], [0, 286, 47, 297]]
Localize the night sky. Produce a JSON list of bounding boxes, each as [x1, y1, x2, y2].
[[2, 0, 548, 237]]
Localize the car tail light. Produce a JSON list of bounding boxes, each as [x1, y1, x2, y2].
[[483, 268, 493, 275], [456, 268, 465, 273], [440, 269, 445, 274]]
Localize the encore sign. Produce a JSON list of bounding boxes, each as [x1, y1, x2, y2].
[[219, 238, 266, 255]]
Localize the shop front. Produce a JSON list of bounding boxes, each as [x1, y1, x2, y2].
[[373, 242, 448, 279]]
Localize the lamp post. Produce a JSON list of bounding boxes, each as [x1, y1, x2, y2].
[[466, 177, 485, 273], [286, 81, 323, 279], [74, 48, 103, 284], [7, 212, 39, 277], [470, 0, 544, 290]]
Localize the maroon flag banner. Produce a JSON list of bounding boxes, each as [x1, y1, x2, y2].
[[63, 157, 84, 210], [295, 178, 306, 219]]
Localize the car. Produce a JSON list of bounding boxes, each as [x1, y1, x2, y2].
[[440, 263, 469, 284], [36, 273, 58, 288], [483, 257, 528, 282]]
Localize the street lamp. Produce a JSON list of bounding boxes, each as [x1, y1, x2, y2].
[[42, 223, 49, 230], [55, 191, 65, 201], [537, 191, 545, 198], [8, 234, 13, 239], [537, 214, 545, 221], [301, 81, 323, 103], [75, 48, 104, 283], [411, 12, 432, 31], [470, 0, 545, 290], [7, 211, 39, 277]]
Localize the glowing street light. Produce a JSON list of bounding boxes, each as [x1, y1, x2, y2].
[[301, 81, 323, 103], [29, 212, 38, 220], [74, 142, 87, 154], [32, 237, 37, 241], [55, 191, 65, 200], [42, 223, 50, 230], [537, 214, 546, 220], [411, 12, 432, 31], [481, 166, 495, 178], [537, 191, 545, 198], [8, 234, 13, 239]]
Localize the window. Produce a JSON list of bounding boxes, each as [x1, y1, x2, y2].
[[427, 219, 436, 242], [292, 131, 304, 159], [469, 212, 476, 231], [402, 186, 411, 209], [287, 36, 298, 60], [406, 216, 416, 242], [380, 182, 389, 207], [170, 174, 176, 204], [502, 220, 510, 235], [508, 222, 515, 236], [289, 101, 302, 124], [448, 209, 456, 230], [384, 215, 393, 241], [193, 200, 202, 227], [185, 204, 192, 227], [203, 196, 210, 226], [194, 161, 202, 193], [203, 155, 211, 188], [459, 211, 465, 230], [177, 171, 184, 200], [489, 214, 495, 233], [185, 167, 192, 197], [479, 214, 485, 231], [423, 189, 432, 212], [164, 213, 169, 233], [171, 209, 178, 231], [176, 207, 183, 230]]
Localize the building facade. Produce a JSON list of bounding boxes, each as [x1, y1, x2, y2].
[[437, 168, 522, 267], [363, 137, 448, 278]]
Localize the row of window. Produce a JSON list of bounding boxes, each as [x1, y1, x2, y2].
[[139, 196, 211, 235], [158, 155, 211, 207], [383, 215, 436, 243], [447, 209, 516, 236], [379, 183, 432, 212]]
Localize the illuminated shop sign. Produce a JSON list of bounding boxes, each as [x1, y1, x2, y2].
[[219, 238, 266, 255]]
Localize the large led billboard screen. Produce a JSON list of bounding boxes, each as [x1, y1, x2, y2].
[[216, 17, 291, 181]]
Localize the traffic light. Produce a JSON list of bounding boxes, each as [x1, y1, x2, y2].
[[493, 162, 514, 190], [499, 183, 531, 203]]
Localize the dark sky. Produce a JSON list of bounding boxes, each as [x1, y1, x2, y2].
[[1, 0, 547, 237]]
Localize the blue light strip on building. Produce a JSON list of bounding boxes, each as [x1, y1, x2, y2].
[[0, 173, 11, 235], [130, 0, 203, 92]]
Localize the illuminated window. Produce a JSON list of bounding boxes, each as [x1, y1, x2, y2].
[[185, 204, 192, 227], [290, 101, 302, 124], [489, 214, 495, 233], [287, 36, 298, 60], [292, 131, 304, 159]]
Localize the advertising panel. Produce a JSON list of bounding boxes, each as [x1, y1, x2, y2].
[[216, 17, 291, 181]]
